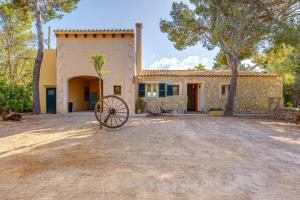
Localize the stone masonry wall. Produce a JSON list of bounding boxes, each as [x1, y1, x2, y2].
[[292, 93, 300, 107], [273, 107, 300, 121], [138, 75, 283, 114]]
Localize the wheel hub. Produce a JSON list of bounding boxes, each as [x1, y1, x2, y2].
[[109, 108, 116, 115]]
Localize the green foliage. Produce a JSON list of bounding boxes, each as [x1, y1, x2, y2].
[[0, 1, 36, 85], [254, 43, 300, 106], [11, 0, 80, 114], [136, 98, 146, 109], [212, 47, 257, 69], [0, 2, 34, 113], [208, 108, 223, 112], [190, 63, 206, 70], [160, 0, 296, 53], [272, 21, 300, 48], [160, 2, 208, 51], [90, 54, 107, 77], [255, 43, 299, 87], [0, 76, 33, 112], [11, 0, 80, 22], [161, 0, 300, 114]]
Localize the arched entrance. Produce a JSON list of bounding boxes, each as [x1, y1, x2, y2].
[[68, 76, 102, 112]]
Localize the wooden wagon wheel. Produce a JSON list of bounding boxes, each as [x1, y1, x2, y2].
[[94, 95, 129, 128]]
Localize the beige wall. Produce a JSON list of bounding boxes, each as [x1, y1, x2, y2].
[[68, 77, 99, 112], [139, 75, 283, 114], [68, 78, 88, 111], [39, 49, 57, 113], [56, 34, 136, 114]]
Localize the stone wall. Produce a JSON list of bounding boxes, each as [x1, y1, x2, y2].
[[139, 75, 283, 114], [292, 93, 300, 107], [143, 96, 186, 114], [269, 97, 283, 113], [273, 107, 300, 121]]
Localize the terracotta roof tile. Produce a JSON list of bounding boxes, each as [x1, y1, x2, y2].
[[54, 29, 134, 34], [139, 70, 278, 77]]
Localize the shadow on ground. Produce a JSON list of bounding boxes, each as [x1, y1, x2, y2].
[[0, 113, 299, 200]]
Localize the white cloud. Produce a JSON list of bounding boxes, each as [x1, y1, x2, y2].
[[149, 56, 209, 70]]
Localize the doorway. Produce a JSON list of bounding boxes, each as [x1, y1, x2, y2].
[[68, 76, 101, 112], [187, 84, 199, 112], [46, 88, 56, 114]]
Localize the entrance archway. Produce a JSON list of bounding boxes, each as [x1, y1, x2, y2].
[[68, 76, 102, 112]]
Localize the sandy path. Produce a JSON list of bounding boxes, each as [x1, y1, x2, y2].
[[0, 113, 299, 200]]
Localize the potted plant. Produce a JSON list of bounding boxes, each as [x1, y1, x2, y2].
[[136, 98, 146, 114], [208, 108, 224, 117]]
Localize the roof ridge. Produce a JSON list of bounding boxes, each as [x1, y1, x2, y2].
[[54, 29, 134, 32], [139, 70, 278, 77]]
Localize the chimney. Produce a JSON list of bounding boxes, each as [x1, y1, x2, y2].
[[48, 26, 51, 49], [136, 23, 143, 75]]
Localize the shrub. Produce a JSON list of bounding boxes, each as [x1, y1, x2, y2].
[[208, 108, 223, 112], [0, 79, 33, 113], [136, 98, 146, 109]]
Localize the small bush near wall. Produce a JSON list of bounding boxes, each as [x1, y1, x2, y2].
[[0, 79, 33, 114], [273, 107, 300, 122]]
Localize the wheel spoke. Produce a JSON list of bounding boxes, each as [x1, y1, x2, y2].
[[113, 115, 118, 126], [97, 105, 109, 112], [114, 114, 123, 123], [115, 113, 127, 119], [95, 95, 129, 128], [115, 107, 127, 111], [103, 99, 111, 110], [116, 111, 128, 114], [104, 114, 110, 123], [110, 115, 113, 126], [101, 112, 110, 118], [114, 101, 123, 110], [102, 104, 110, 111], [111, 97, 115, 109]]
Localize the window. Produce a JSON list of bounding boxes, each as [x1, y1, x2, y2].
[[114, 85, 121, 95], [173, 85, 179, 96], [146, 84, 158, 97], [84, 87, 90, 101], [48, 90, 55, 96], [221, 85, 230, 97]]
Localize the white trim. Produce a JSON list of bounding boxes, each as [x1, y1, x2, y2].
[[145, 83, 158, 97], [219, 82, 230, 99]]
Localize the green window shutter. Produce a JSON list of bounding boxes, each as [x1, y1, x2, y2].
[[167, 85, 173, 96], [159, 83, 166, 97], [138, 83, 145, 97]]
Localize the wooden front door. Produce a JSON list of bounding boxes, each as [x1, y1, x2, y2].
[[187, 84, 196, 111], [46, 88, 56, 114]]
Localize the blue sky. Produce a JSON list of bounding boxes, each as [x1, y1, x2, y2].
[[44, 0, 219, 69]]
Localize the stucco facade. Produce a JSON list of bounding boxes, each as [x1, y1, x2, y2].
[[55, 31, 136, 114], [39, 24, 283, 115], [39, 49, 57, 114], [40, 28, 137, 114]]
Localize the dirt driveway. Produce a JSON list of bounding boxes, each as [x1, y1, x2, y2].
[[0, 113, 299, 200]]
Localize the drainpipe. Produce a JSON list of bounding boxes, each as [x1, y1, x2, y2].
[[136, 23, 143, 75]]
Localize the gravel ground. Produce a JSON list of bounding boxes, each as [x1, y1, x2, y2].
[[0, 113, 299, 200]]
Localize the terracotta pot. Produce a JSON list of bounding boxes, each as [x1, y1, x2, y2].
[[136, 108, 142, 114], [209, 111, 224, 117]]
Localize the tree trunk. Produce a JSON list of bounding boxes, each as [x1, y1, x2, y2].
[[224, 53, 239, 116], [32, 0, 44, 114], [8, 48, 13, 85]]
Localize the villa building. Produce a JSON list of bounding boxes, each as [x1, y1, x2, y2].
[[40, 23, 283, 115]]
